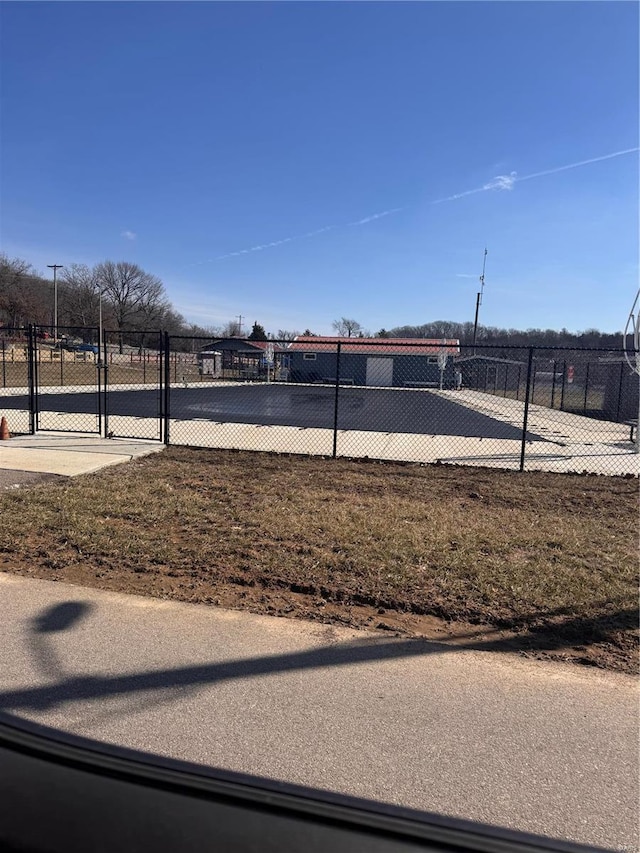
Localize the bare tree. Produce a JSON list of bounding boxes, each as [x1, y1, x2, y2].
[[220, 320, 241, 337], [59, 264, 102, 330], [332, 317, 362, 338], [0, 254, 50, 328], [275, 329, 301, 341], [94, 261, 166, 351]]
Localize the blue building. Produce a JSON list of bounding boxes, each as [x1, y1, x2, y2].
[[286, 337, 460, 388]]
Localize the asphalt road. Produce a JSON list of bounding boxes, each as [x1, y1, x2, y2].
[[0, 573, 637, 852], [2, 384, 542, 440]]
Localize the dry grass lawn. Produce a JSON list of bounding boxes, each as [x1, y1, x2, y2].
[[0, 447, 637, 672]]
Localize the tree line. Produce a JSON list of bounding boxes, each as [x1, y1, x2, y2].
[[0, 253, 316, 350], [0, 254, 627, 353], [0, 254, 229, 352], [384, 321, 626, 351]]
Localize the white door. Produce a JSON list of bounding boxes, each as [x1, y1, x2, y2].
[[366, 357, 393, 386]]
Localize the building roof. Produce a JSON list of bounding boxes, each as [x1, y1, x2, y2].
[[288, 336, 460, 355], [200, 338, 286, 354]]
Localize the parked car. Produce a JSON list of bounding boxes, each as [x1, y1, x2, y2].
[[75, 343, 99, 354], [55, 339, 79, 351]]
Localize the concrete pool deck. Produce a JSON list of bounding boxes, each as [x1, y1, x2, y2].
[[1, 385, 637, 475]]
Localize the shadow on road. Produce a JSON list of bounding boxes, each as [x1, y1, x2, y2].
[[29, 601, 94, 679], [32, 601, 93, 634], [1, 600, 636, 715]]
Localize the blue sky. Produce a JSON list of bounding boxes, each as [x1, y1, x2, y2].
[[1, 1, 638, 335]]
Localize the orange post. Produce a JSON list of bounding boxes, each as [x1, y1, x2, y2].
[[0, 416, 10, 440]]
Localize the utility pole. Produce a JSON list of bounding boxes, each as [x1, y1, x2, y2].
[[472, 249, 487, 354], [236, 315, 244, 336], [47, 264, 64, 341]]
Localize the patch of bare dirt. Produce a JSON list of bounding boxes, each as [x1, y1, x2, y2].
[[0, 447, 637, 674]]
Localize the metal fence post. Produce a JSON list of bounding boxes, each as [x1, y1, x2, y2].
[[332, 342, 342, 459], [519, 348, 534, 472], [583, 362, 590, 414], [615, 361, 625, 422], [27, 325, 36, 434], [163, 332, 171, 445], [503, 364, 509, 397], [550, 359, 557, 409], [103, 327, 109, 439], [560, 360, 567, 411], [516, 364, 522, 400], [97, 330, 103, 438], [530, 361, 537, 403]]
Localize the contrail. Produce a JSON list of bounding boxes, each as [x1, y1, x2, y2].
[[215, 224, 338, 260], [432, 147, 638, 204], [347, 207, 403, 226], [517, 147, 639, 183], [214, 208, 403, 261], [200, 146, 637, 264]]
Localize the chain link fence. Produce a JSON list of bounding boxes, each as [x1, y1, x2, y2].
[[165, 335, 333, 455], [2, 330, 637, 474], [162, 338, 639, 475]]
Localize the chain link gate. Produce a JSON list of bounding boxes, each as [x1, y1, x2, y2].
[[1, 326, 168, 441], [29, 325, 102, 435], [100, 330, 167, 442]]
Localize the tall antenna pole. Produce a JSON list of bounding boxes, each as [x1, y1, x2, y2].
[[236, 314, 244, 336], [472, 248, 487, 354]]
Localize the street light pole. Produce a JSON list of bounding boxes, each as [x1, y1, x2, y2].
[[47, 264, 64, 340]]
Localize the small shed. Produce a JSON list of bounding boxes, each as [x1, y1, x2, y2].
[[454, 355, 526, 395], [198, 339, 265, 380], [198, 349, 222, 377], [198, 338, 290, 381], [598, 356, 639, 422]]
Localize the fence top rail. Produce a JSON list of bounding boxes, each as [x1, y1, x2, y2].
[[167, 336, 635, 355], [13, 325, 636, 356], [33, 325, 99, 332], [102, 329, 165, 336]]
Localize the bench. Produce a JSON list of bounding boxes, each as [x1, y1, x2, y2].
[[626, 419, 638, 442], [403, 381, 438, 388]]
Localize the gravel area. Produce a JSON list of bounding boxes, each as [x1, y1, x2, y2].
[[0, 470, 63, 491]]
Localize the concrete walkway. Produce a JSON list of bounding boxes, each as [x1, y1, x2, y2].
[[0, 573, 637, 852], [0, 432, 164, 477]]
